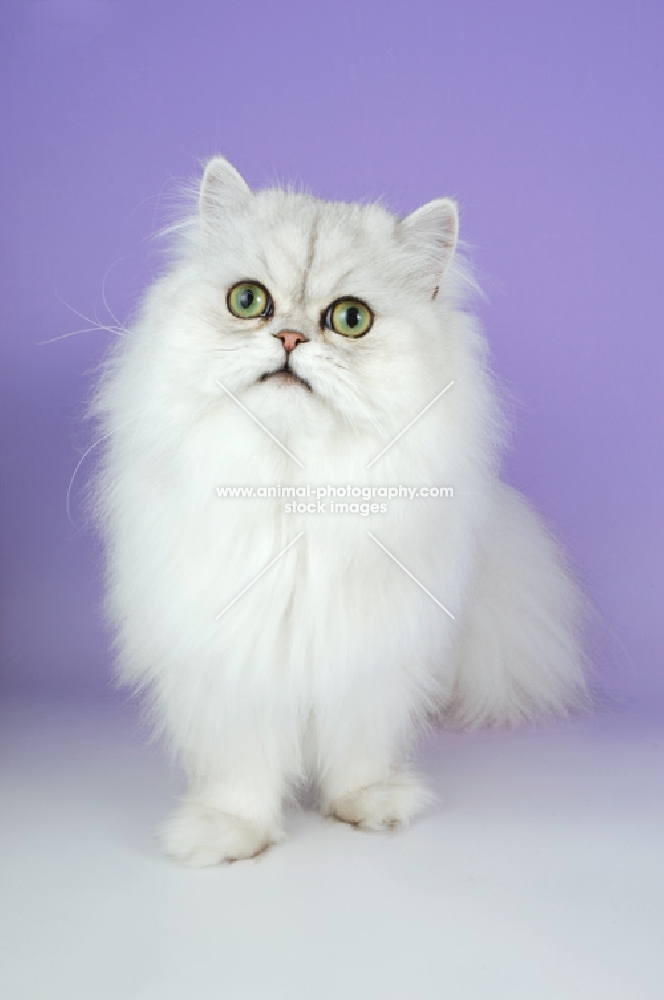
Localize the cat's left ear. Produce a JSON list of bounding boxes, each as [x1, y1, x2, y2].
[[397, 198, 459, 297], [199, 156, 251, 218]]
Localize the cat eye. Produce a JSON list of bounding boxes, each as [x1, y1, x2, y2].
[[227, 281, 273, 320], [323, 298, 373, 338]]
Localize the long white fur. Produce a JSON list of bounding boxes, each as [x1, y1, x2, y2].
[[91, 158, 587, 865]]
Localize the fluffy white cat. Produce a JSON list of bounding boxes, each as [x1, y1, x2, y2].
[[92, 157, 586, 865]]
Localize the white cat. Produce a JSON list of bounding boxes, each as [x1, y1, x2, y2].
[[91, 157, 586, 865]]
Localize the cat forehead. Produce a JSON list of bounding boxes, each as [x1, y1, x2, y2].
[[254, 189, 395, 241], [244, 191, 397, 295]]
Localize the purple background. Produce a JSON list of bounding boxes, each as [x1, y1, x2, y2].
[[1, 0, 662, 707]]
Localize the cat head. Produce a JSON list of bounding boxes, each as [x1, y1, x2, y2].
[[160, 157, 465, 441]]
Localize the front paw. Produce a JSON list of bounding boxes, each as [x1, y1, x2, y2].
[[325, 771, 433, 832], [160, 801, 280, 867]]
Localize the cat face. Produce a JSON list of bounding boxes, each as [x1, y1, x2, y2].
[[171, 158, 460, 438]]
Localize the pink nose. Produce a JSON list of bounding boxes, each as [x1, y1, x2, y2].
[[274, 330, 307, 353]]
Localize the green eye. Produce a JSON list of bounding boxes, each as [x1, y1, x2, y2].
[[227, 281, 273, 320], [325, 298, 373, 338]]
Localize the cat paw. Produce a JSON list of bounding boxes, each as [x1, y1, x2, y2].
[[325, 771, 433, 832], [159, 802, 280, 867]]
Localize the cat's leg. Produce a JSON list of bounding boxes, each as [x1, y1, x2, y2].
[[159, 711, 293, 866], [315, 680, 433, 832], [325, 766, 432, 832], [447, 481, 588, 728], [161, 767, 283, 867]]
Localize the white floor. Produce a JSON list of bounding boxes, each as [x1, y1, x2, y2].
[[1, 700, 663, 1000]]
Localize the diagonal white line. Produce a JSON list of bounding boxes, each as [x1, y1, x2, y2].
[[366, 380, 455, 469], [215, 532, 304, 620], [366, 532, 455, 620], [215, 379, 304, 468]]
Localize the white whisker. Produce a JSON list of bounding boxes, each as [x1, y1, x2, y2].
[[101, 267, 130, 336], [37, 325, 126, 346], [49, 290, 128, 346]]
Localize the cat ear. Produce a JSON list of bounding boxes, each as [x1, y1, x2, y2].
[[199, 156, 251, 218], [398, 198, 459, 296]]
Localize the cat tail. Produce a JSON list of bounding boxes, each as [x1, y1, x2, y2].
[[445, 482, 590, 729]]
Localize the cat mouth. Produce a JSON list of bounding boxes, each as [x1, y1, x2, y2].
[[258, 365, 313, 392]]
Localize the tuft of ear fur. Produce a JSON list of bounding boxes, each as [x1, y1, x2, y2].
[[199, 156, 251, 218], [398, 198, 459, 297]]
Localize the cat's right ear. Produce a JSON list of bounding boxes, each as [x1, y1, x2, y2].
[[199, 157, 251, 218]]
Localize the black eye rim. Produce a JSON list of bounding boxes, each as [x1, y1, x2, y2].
[[321, 296, 374, 338], [226, 280, 275, 320]]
